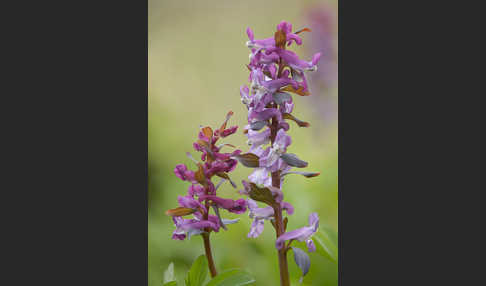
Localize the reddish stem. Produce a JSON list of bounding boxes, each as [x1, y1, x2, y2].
[[202, 183, 217, 277], [270, 115, 290, 286], [202, 232, 218, 277]]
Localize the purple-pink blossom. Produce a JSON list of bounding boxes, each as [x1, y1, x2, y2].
[[246, 198, 294, 238], [167, 112, 247, 241], [275, 213, 319, 252], [239, 21, 322, 256]]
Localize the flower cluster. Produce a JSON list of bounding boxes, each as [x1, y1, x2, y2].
[[239, 21, 321, 252], [166, 112, 247, 240]]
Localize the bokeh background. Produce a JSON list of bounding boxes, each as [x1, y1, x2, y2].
[[148, 0, 338, 285]]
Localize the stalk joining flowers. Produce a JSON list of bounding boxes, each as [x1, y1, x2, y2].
[[238, 20, 322, 286], [166, 112, 247, 277]]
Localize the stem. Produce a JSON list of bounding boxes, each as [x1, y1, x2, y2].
[[202, 182, 217, 277], [270, 116, 290, 286], [273, 202, 290, 286], [202, 232, 218, 277]]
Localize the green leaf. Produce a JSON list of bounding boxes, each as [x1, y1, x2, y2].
[[313, 226, 338, 264], [163, 262, 175, 283], [163, 282, 177, 286], [206, 269, 255, 286], [186, 255, 208, 286]]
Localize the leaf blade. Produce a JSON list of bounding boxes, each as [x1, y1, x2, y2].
[[313, 227, 338, 264], [186, 255, 208, 286], [206, 269, 255, 286]]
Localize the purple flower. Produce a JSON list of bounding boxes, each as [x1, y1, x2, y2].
[[259, 129, 291, 172], [247, 198, 294, 238], [246, 21, 304, 50], [171, 216, 220, 241], [178, 195, 205, 211], [249, 50, 279, 68], [218, 126, 238, 137], [240, 22, 323, 269], [248, 107, 282, 123], [188, 184, 205, 196], [276, 49, 321, 72], [275, 213, 319, 252], [206, 159, 238, 176], [248, 217, 265, 238], [247, 129, 271, 150], [174, 164, 196, 182], [198, 195, 248, 214], [240, 85, 251, 106], [169, 112, 248, 241], [248, 167, 271, 187]]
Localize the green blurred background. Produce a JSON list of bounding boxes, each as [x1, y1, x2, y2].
[[149, 0, 337, 285]]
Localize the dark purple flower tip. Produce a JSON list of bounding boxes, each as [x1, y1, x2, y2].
[[219, 125, 238, 137], [193, 142, 204, 152], [207, 160, 227, 175], [174, 164, 195, 181], [174, 164, 187, 180], [229, 198, 248, 214], [172, 233, 186, 240], [198, 130, 210, 142], [225, 158, 238, 173]]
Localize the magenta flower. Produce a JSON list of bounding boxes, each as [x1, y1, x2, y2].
[[198, 195, 247, 214], [275, 213, 319, 252], [167, 112, 247, 242], [187, 184, 205, 196], [174, 164, 195, 182], [246, 21, 305, 50], [276, 49, 321, 72], [177, 195, 206, 211], [171, 216, 219, 240]]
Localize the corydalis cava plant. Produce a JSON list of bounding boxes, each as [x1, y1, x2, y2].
[[166, 112, 247, 278], [238, 21, 322, 286]]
